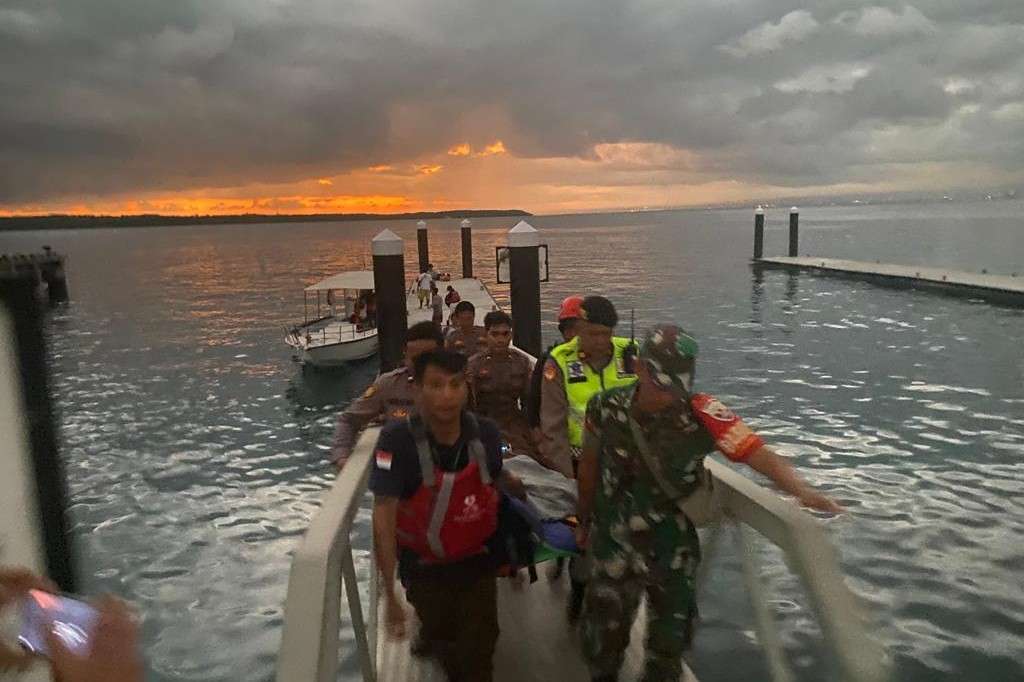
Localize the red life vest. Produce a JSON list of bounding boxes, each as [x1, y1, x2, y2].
[[395, 414, 499, 563]]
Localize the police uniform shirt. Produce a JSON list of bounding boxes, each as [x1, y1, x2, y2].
[[446, 325, 487, 357], [330, 366, 417, 464]]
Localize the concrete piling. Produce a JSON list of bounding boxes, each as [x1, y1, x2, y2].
[[372, 229, 407, 373], [507, 221, 542, 358]]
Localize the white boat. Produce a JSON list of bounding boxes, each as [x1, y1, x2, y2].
[[285, 271, 379, 366]]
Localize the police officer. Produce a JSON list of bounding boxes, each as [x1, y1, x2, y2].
[[466, 310, 535, 459], [329, 320, 444, 468], [576, 324, 842, 682], [537, 295, 637, 479], [445, 300, 487, 357], [525, 295, 584, 437]]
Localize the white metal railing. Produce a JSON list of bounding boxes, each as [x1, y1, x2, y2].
[[276, 424, 891, 682]]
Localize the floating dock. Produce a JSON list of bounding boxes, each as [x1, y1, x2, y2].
[[755, 256, 1024, 306]]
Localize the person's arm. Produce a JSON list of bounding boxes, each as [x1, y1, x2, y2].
[[691, 393, 842, 513], [538, 361, 574, 477], [746, 445, 842, 513], [47, 595, 144, 682], [330, 376, 387, 467], [372, 496, 407, 638], [526, 355, 545, 427]]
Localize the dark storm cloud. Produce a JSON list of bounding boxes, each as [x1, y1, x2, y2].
[[1, 0, 1023, 203]]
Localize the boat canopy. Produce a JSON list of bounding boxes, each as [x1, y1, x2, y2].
[[305, 270, 375, 292]]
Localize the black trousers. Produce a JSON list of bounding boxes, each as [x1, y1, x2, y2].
[[405, 569, 499, 682]]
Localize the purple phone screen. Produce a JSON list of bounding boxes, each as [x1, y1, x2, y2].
[[18, 589, 99, 656]]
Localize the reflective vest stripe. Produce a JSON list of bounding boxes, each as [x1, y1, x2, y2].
[[426, 472, 456, 558]]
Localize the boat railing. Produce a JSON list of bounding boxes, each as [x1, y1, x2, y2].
[[303, 322, 378, 348], [276, 426, 891, 682]]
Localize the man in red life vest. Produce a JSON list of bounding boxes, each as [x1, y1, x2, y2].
[[371, 349, 526, 682]]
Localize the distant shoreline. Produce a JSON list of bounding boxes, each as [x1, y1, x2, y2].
[[0, 209, 531, 232]]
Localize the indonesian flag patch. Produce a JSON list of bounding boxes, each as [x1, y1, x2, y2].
[[375, 450, 393, 471]]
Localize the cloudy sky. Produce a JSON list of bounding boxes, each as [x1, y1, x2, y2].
[[1, 0, 1023, 215]]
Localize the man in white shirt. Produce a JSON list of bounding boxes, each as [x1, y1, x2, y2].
[[415, 265, 434, 309]]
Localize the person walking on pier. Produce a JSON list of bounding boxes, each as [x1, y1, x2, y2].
[[414, 266, 433, 309], [576, 324, 842, 682], [537, 295, 637, 479], [537, 295, 637, 622], [430, 284, 443, 327], [445, 300, 487, 357], [329, 321, 444, 469], [371, 349, 526, 682], [466, 310, 536, 459]]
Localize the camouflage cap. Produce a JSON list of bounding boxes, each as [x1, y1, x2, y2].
[[638, 324, 698, 397]]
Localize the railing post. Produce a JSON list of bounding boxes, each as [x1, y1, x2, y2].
[[788, 207, 799, 257], [460, 219, 473, 278], [342, 548, 376, 681], [416, 220, 429, 275], [754, 206, 765, 260], [507, 220, 542, 358], [736, 525, 795, 682], [373, 229, 407, 373]]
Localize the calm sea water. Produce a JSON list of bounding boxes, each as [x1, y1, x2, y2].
[[3, 200, 1023, 681]]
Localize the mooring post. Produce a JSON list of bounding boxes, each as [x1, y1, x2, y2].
[[460, 219, 473, 279], [416, 220, 429, 275], [507, 221, 542, 358], [754, 206, 765, 260], [789, 207, 799, 257], [373, 229, 407, 373]]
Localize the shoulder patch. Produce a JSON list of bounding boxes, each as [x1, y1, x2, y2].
[[544, 362, 558, 381], [362, 384, 377, 399]]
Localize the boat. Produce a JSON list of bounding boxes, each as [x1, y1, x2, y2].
[[285, 271, 379, 366]]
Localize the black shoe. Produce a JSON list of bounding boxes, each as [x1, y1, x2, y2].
[[567, 579, 585, 624]]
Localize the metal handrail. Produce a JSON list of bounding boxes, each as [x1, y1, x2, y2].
[[276, 428, 890, 682], [276, 427, 379, 682]]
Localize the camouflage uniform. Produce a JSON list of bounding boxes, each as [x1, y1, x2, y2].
[[330, 366, 417, 466], [581, 325, 713, 682], [466, 348, 535, 457]]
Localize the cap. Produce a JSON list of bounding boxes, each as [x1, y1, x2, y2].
[[579, 295, 618, 328], [557, 295, 584, 321], [639, 324, 698, 397]]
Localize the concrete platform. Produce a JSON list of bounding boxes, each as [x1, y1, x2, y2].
[[406, 277, 502, 328], [377, 572, 698, 682], [755, 256, 1024, 306]]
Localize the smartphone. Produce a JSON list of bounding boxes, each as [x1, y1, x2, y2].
[[17, 589, 100, 657]]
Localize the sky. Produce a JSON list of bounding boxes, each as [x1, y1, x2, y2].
[[1, 0, 1023, 216]]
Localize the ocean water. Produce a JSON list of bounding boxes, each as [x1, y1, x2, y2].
[[2, 199, 1023, 681]]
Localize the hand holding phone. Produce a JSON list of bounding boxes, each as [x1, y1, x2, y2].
[[18, 589, 100, 657]]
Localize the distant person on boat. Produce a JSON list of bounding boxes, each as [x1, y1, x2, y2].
[[445, 300, 486, 357], [430, 284, 444, 327], [0, 566, 144, 682], [576, 324, 842, 682], [466, 311, 537, 461], [444, 285, 461, 309], [370, 349, 527, 682], [414, 267, 434, 309], [329, 321, 444, 469]]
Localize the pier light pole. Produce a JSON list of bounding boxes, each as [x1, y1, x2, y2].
[[789, 207, 799, 257], [373, 229, 407, 373], [460, 219, 473, 279], [507, 221, 542, 358], [754, 206, 765, 260], [416, 220, 429, 274]]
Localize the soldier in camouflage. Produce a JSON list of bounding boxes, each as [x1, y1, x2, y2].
[[576, 324, 841, 682]]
